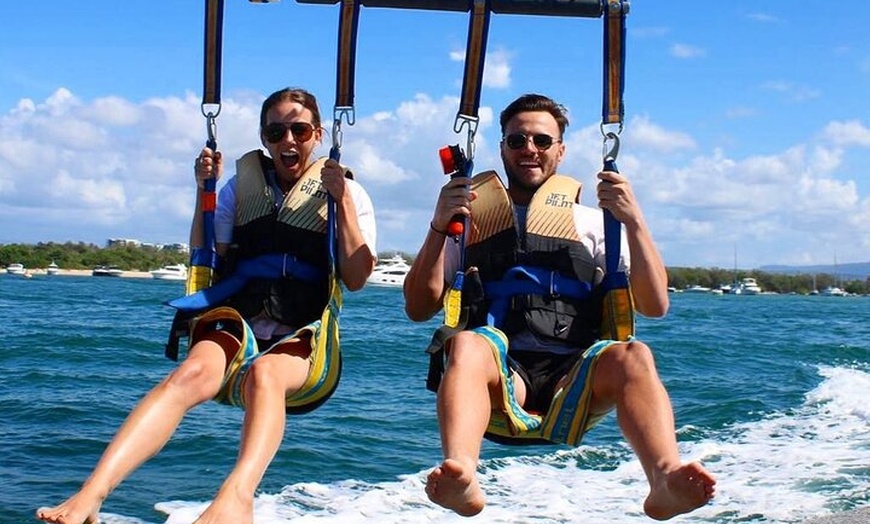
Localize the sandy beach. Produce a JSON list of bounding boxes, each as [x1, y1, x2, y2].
[[23, 268, 153, 279]]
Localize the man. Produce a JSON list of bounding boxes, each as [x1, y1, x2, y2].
[[403, 93, 715, 519]]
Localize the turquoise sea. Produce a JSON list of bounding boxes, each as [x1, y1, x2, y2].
[[1, 274, 868, 523]]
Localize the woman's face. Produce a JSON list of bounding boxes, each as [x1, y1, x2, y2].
[[260, 99, 323, 185]]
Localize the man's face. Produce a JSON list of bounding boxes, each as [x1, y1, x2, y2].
[[260, 100, 322, 185], [500, 110, 565, 203]]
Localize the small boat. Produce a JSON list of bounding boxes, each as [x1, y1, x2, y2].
[[150, 263, 188, 281], [733, 277, 762, 295], [93, 265, 124, 277], [820, 286, 847, 297], [366, 254, 410, 288], [6, 263, 26, 275], [47, 261, 59, 275], [683, 285, 712, 294]]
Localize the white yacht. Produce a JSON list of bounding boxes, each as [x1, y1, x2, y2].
[[47, 261, 59, 275], [150, 263, 188, 281], [93, 265, 124, 277], [734, 277, 762, 295], [366, 254, 410, 288], [820, 286, 847, 297], [6, 263, 26, 275]]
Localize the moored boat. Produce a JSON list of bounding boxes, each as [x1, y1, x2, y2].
[[6, 263, 26, 275], [150, 263, 188, 281], [93, 265, 124, 277], [366, 254, 410, 288]]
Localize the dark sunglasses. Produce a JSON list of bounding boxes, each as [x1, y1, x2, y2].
[[263, 121, 315, 144], [503, 132, 561, 151]]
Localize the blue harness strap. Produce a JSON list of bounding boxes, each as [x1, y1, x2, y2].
[[483, 265, 594, 328], [167, 254, 327, 312]]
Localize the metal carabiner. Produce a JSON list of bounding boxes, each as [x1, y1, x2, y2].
[[602, 130, 620, 164]]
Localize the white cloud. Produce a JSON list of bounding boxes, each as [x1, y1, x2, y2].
[[483, 48, 511, 89], [1, 88, 868, 268], [630, 26, 670, 39], [625, 115, 697, 153], [746, 12, 781, 23], [670, 43, 706, 59], [449, 48, 512, 90], [761, 81, 821, 103], [821, 120, 870, 147]]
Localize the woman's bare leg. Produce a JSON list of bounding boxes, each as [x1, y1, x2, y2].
[[194, 341, 311, 524], [36, 337, 230, 524]]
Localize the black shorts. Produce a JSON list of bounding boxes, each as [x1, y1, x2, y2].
[[508, 350, 582, 413]]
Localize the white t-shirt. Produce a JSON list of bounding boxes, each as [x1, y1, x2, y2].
[[212, 159, 377, 339], [443, 202, 629, 355]]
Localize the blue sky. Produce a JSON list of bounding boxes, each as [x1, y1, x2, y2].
[[1, 1, 869, 269]]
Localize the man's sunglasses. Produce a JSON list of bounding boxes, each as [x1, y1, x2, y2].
[[503, 133, 561, 151], [263, 121, 315, 144]]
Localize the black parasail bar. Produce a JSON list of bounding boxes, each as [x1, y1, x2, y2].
[[295, 0, 604, 18]]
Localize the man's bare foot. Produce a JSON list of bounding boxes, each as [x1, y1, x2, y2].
[[192, 486, 254, 524], [425, 458, 485, 517], [644, 462, 716, 520], [35, 490, 102, 524]]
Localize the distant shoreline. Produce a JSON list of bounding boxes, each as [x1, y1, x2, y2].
[[13, 268, 153, 279]]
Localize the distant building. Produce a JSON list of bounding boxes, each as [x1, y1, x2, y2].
[[104, 238, 188, 254], [106, 238, 141, 248], [163, 243, 190, 254]]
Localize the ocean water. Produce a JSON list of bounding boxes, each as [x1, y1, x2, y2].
[[1, 274, 868, 523]]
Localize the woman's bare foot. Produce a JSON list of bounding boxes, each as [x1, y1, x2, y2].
[[192, 486, 254, 524], [425, 458, 485, 517], [644, 462, 716, 520], [35, 489, 103, 524]]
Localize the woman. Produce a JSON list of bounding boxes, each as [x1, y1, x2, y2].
[[37, 87, 377, 524]]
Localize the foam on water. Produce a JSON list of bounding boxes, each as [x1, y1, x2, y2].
[[97, 364, 869, 524]]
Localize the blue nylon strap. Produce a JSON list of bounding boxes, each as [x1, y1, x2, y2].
[[327, 147, 340, 270], [189, 245, 219, 271], [603, 157, 621, 276], [168, 254, 327, 312], [483, 266, 594, 328]]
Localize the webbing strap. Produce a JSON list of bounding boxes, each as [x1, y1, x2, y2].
[[457, 0, 490, 125], [168, 254, 328, 312], [202, 0, 224, 108], [335, 0, 360, 112], [602, 0, 626, 127], [189, 0, 224, 296], [297, 0, 603, 17], [603, 154, 621, 275]]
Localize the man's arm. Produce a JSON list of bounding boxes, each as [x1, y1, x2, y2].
[[597, 170, 669, 318], [404, 176, 472, 321], [403, 225, 450, 322]]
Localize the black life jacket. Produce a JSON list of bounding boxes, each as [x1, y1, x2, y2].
[[220, 150, 331, 328], [462, 171, 604, 349]]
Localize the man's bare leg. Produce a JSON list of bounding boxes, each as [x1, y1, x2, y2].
[[36, 342, 227, 524], [426, 333, 510, 517], [591, 341, 716, 520]]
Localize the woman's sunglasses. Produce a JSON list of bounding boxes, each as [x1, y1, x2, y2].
[[503, 133, 561, 151], [263, 121, 315, 144]]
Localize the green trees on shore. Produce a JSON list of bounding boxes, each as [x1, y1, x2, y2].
[[2, 242, 868, 295], [0, 242, 187, 273]]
